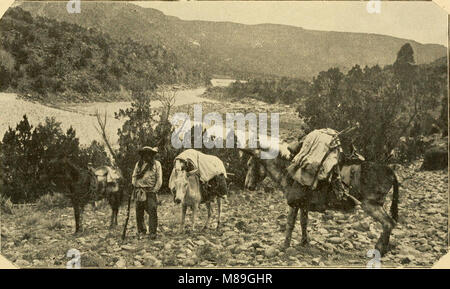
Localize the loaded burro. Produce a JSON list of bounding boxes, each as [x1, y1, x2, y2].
[[47, 120, 398, 258], [241, 126, 399, 257]]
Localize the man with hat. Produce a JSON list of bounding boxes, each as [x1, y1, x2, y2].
[[132, 146, 162, 240]]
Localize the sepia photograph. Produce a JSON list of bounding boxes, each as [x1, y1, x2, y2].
[[0, 0, 448, 270]]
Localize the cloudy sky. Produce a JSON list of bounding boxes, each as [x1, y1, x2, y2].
[[136, 1, 447, 46]]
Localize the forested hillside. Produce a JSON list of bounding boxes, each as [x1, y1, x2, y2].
[[20, 2, 446, 80], [0, 7, 208, 102]]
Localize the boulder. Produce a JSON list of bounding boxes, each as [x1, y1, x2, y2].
[[264, 246, 279, 258], [421, 145, 448, 170]]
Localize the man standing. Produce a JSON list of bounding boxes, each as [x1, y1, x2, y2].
[[132, 146, 162, 240]]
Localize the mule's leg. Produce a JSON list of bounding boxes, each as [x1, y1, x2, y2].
[[73, 203, 81, 234], [73, 204, 84, 233], [79, 206, 84, 232], [110, 192, 118, 228], [113, 191, 122, 226], [362, 201, 396, 256], [216, 197, 222, 230], [113, 207, 119, 227], [115, 190, 123, 226], [180, 204, 187, 233], [110, 205, 119, 228], [191, 204, 198, 231], [283, 206, 299, 249], [299, 206, 309, 246], [202, 202, 211, 231], [109, 210, 114, 228], [108, 194, 115, 228]]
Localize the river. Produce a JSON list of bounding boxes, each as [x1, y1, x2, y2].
[[0, 78, 243, 146], [0, 87, 214, 147], [60, 87, 212, 117]]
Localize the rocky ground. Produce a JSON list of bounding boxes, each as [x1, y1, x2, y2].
[[0, 90, 447, 268], [1, 161, 447, 268]]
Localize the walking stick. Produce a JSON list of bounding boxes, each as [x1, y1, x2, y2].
[[122, 186, 133, 241]]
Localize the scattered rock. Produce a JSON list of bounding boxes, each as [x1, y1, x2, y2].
[[328, 237, 344, 244], [398, 255, 415, 265], [15, 259, 30, 267], [264, 247, 279, 258], [285, 247, 297, 257], [183, 258, 197, 267], [121, 245, 136, 251], [1, 159, 446, 268], [114, 258, 126, 268]]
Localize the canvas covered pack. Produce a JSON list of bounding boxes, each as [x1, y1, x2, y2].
[[168, 149, 227, 192], [286, 128, 342, 189], [91, 166, 122, 194]]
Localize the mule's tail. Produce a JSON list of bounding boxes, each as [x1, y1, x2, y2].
[[390, 172, 399, 222]]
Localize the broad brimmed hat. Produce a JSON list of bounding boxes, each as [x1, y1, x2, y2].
[[138, 146, 158, 155]]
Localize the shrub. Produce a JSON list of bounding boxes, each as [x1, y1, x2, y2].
[[0, 49, 15, 90], [297, 44, 446, 163], [0, 115, 111, 203], [0, 7, 206, 102], [24, 213, 41, 227], [392, 136, 427, 163], [115, 88, 179, 194], [41, 218, 65, 230], [421, 146, 448, 170], [36, 193, 71, 211], [216, 77, 310, 105], [0, 116, 79, 202], [79, 140, 111, 168], [438, 94, 448, 136], [0, 193, 14, 214]]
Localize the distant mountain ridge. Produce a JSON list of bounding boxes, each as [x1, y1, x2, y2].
[[20, 2, 447, 79]]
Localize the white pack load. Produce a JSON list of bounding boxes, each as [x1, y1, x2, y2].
[[93, 166, 122, 184], [168, 149, 227, 191], [287, 128, 342, 189]]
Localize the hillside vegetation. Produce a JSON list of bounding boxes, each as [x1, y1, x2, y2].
[[0, 7, 208, 103], [203, 44, 447, 164], [20, 2, 446, 80]]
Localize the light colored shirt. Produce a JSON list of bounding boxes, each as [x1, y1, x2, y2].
[[132, 160, 162, 192]]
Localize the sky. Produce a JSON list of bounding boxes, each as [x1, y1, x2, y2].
[[135, 1, 448, 46]]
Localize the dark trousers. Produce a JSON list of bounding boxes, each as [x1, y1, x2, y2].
[[135, 190, 158, 236]]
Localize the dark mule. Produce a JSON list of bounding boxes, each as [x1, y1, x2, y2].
[[48, 157, 123, 233], [89, 165, 123, 228], [241, 146, 399, 256], [171, 159, 227, 232]]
